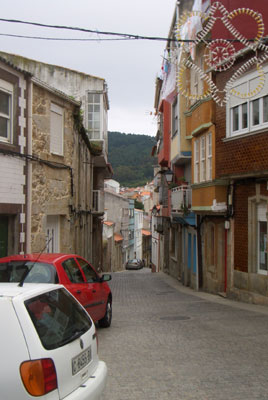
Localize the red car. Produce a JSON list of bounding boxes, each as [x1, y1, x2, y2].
[[0, 253, 112, 328]]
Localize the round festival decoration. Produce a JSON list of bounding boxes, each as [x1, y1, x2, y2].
[[203, 39, 236, 72], [175, 1, 268, 105]]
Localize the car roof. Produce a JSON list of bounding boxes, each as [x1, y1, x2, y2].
[[0, 282, 63, 298], [0, 253, 80, 264]]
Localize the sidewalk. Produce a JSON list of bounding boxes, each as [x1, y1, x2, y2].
[[158, 270, 268, 316]]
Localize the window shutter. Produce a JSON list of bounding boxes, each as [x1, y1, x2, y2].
[[50, 103, 63, 155]]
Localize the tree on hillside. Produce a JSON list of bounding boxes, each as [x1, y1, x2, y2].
[[108, 131, 157, 187]]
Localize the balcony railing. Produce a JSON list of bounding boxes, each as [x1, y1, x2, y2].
[[92, 190, 104, 213], [171, 185, 192, 214]]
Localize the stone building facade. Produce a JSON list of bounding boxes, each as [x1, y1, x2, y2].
[[31, 79, 93, 261]]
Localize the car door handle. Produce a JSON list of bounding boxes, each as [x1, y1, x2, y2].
[[76, 290, 81, 294]]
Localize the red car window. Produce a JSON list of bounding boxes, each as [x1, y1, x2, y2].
[[76, 258, 98, 283], [61, 258, 84, 283]]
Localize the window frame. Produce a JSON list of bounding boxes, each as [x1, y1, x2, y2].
[[76, 258, 99, 283], [206, 132, 212, 181], [87, 91, 103, 140], [190, 56, 204, 105], [200, 136, 206, 182], [227, 65, 268, 138], [0, 79, 13, 143], [194, 132, 213, 184], [50, 103, 64, 156], [194, 139, 200, 184]]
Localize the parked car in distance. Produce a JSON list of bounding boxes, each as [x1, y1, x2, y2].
[[125, 259, 143, 270], [0, 254, 112, 327], [0, 283, 107, 400]]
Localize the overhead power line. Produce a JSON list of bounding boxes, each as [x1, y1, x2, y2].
[[0, 18, 172, 41], [0, 32, 133, 41], [0, 17, 263, 43]]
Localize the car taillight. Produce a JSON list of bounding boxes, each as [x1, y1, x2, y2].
[[20, 358, 58, 396]]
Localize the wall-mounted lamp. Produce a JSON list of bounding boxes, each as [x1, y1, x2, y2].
[[163, 168, 174, 183]]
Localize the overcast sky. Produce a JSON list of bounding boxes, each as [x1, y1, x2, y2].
[[0, 0, 177, 136]]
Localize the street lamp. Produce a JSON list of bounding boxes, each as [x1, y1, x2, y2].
[[163, 168, 173, 183]]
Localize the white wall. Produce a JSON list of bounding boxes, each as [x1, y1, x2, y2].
[[134, 209, 143, 259]]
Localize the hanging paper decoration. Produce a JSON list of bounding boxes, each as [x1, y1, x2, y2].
[[175, 1, 268, 106]]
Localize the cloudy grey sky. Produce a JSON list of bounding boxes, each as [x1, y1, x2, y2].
[[0, 0, 177, 136]]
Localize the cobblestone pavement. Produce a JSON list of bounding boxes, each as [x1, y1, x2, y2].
[[97, 268, 268, 400]]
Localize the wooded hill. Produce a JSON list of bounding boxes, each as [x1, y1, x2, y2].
[[108, 131, 157, 187]]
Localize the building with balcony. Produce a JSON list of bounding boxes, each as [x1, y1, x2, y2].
[[153, 0, 198, 286], [153, 0, 268, 305]]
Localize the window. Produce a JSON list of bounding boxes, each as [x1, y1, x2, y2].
[[25, 288, 92, 350], [194, 132, 212, 184], [50, 103, 63, 155], [251, 96, 268, 127], [194, 139, 199, 183], [190, 56, 204, 103], [0, 80, 13, 143], [46, 215, 60, 253], [0, 261, 58, 283], [76, 258, 98, 283], [228, 66, 268, 137], [231, 103, 248, 133], [62, 258, 84, 283], [206, 133, 212, 181], [87, 92, 102, 140], [200, 136, 206, 182], [171, 96, 178, 137]]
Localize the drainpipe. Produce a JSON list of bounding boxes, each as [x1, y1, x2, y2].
[[224, 226, 228, 293], [197, 215, 204, 289], [26, 79, 33, 254], [224, 182, 235, 293]]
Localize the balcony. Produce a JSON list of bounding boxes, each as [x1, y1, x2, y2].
[[171, 185, 192, 214], [154, 220, 163, 234], [92, 190, 104, 214]]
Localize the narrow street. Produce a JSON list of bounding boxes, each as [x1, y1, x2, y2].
[[98, 268, 268, 400]]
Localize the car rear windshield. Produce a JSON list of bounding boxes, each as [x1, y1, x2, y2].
[[25, 288, 92, 350], [0, 261, 58, 283]]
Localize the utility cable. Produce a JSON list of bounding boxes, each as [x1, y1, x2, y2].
[[0, 17, 262, 43], [0, 32, 134, 41]]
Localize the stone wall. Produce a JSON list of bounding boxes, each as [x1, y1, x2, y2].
[[31, 83, 93, 259]]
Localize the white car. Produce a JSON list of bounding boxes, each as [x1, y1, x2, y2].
[[0, 283, 107, 400]]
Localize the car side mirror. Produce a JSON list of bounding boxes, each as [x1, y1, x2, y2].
[[100, 274, 112, 282]]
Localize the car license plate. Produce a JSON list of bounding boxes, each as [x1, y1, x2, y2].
[[72, 347, 92, 375]]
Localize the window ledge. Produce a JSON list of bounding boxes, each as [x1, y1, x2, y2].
[[224, 127, 268, 142]]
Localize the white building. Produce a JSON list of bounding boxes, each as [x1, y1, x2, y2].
[[104, 179, 120, 194], [134, 209, 143, 260]]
